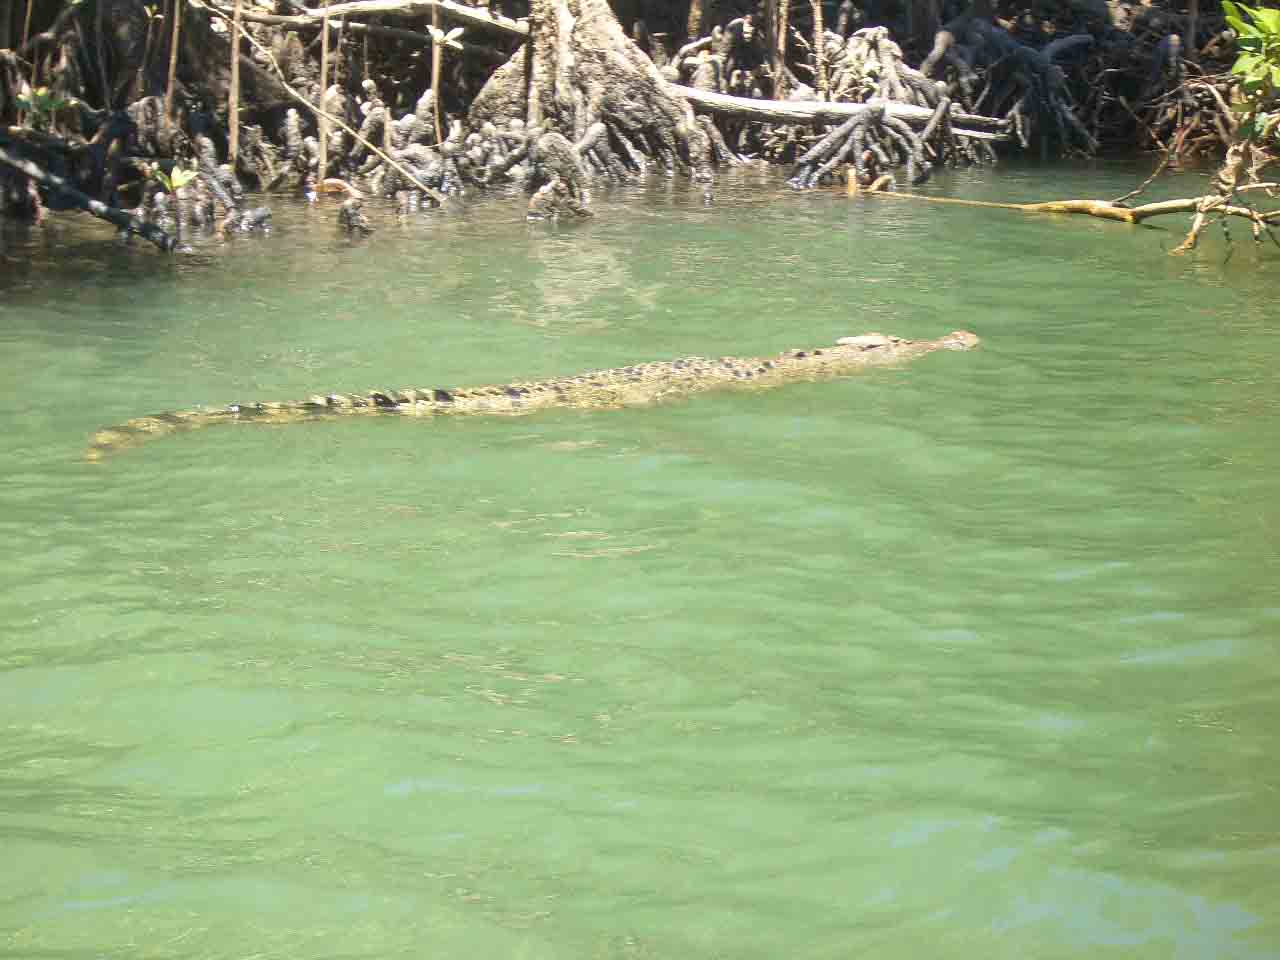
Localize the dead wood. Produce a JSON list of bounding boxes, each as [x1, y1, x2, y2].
[[0, 138, 176, 250], [848, 173, 1280, 250], [674, 84, 1010, 138]]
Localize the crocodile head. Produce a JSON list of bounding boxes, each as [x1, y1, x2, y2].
[[939, 330, 980, 350]]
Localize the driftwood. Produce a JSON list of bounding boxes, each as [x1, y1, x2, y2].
[[851, 176, 1280, 253], [0, 141, 176, 251]]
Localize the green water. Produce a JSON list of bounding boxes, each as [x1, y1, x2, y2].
[[1, 165, 1278, 959]]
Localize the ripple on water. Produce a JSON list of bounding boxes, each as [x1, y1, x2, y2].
[[1, 167, 1279, 958]]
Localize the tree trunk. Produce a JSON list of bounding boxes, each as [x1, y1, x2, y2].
[[21, 0, 34, 53], [472, 0, 714, 183], [228, 0, 243, 167], [319, 0, 331, 178], [165, 0, 183, 121], [686, 0, 705, 45], [811, 0, 827, 100], [431, 2, 443, 142], [1184, 0, 1199, 61], [774, 0, 789, 99]]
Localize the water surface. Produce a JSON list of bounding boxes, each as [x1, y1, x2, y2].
[[1, 165, 1278, 958]]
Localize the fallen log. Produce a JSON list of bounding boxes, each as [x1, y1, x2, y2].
[[674, 85, 1011, 140], [282, 0, 528, 38], [206, 2, 511, 64], [851, 183, 1279, 223], [0, 140, 176, 252], [848, 176, 1280, 251]]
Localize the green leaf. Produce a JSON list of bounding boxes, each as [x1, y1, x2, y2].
[[170, 168, 199, 189], [1222, 0, 1244, 21], [1233, 52, 1263, 74], [1227, 15, 1261, 36], [1254, 7, 1280, 32]]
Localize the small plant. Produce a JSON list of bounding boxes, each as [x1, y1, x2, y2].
[[151, 164, 199, 194], [427, 24, 465, 143], [426, 24, 465, 51], [16, 86, 77, 132], [1223, 0, 1280, 145]]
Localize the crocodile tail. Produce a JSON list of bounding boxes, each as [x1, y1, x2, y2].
[[83, 396, 383, 461], [84, 409, 233, 462]]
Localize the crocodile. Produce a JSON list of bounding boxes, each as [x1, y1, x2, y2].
[[84, 330, 979, 461]]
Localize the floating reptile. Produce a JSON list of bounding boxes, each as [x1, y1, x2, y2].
[[85, 330, 979, 460]]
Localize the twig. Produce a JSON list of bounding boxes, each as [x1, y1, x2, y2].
[[1110, 143, 1176, 205]]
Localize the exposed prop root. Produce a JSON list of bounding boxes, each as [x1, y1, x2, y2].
[[202, 2, 448, 205], [789, 104, 934, 187], [0, 0, 1260, 233], [668, 21, 1008, 181], [470, 0, 715, 186], [923, 12, 1097, 154]]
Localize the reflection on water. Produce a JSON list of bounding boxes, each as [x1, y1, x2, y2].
[[1, 165, 1278, 959]]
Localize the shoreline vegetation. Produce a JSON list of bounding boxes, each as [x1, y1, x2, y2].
[[0, 0, 1276, 253]]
